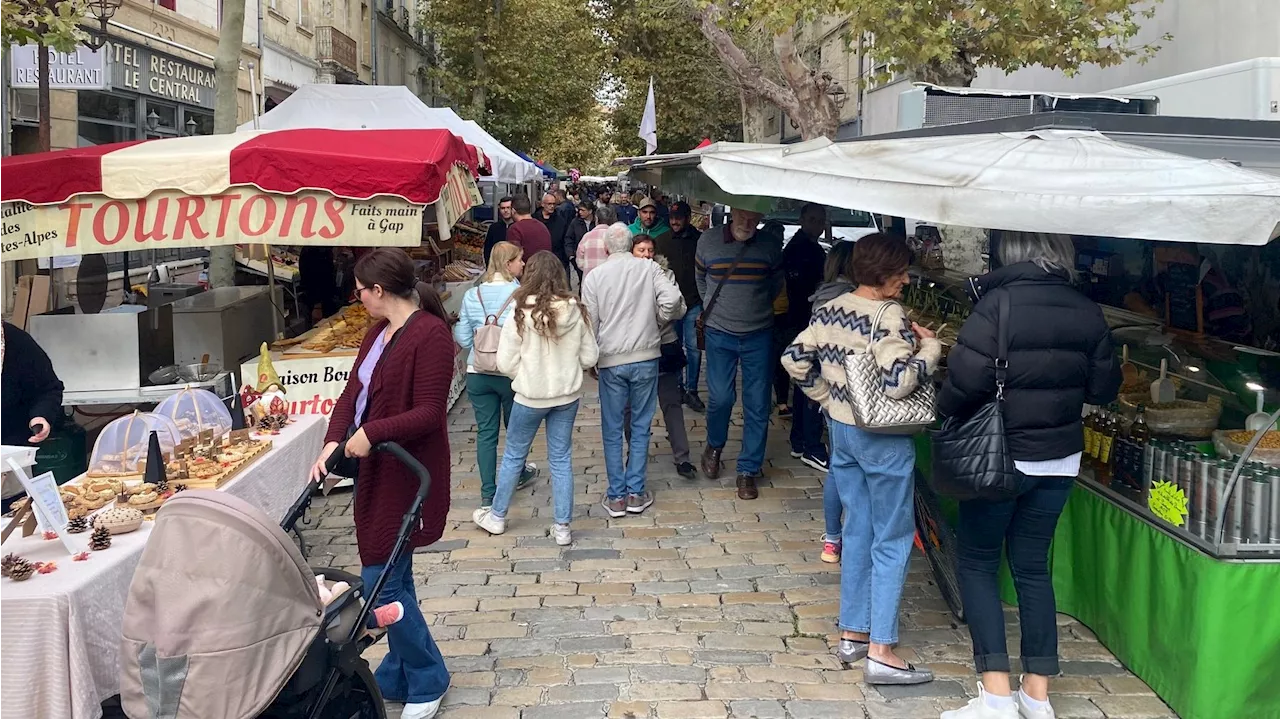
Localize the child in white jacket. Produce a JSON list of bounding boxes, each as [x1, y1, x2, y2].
[[473, 251, 598, 546]]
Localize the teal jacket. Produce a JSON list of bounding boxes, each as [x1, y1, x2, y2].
[[629, 215, 671, 241], [453, 279, 519, 370]]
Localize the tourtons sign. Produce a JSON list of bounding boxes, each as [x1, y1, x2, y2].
[[0, 190, 424, 261]]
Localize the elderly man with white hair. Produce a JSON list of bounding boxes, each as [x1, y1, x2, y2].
[[581, 223, 685, 518]]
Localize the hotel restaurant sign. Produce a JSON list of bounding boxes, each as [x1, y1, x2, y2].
[[9, 37, 215, 109]]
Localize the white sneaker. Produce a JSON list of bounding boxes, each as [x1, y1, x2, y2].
[[1017, 687, 1056, 719], [940, 683, 1018, 719], [472, 507, 505, 535], [401, 697, 442, 719], [552, 523, 572, 546]]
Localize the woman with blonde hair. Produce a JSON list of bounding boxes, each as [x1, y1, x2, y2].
[[473, 251, 598, 545], [453, 241, 537, 510]]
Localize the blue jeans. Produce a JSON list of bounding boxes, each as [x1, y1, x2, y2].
[[704, 326, 772, 475], [957, 474, 1073, 676], [360, 554, 450, 703], [790, 384, 826, 457], [599, 360, 660, 498], [823, 470, 842, 543], [674, 304, 702, 391], [492, 400, 579, 525], [829, 418, 916, 645]]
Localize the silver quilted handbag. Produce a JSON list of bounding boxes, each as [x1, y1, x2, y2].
[[842, 300, 936, 435]]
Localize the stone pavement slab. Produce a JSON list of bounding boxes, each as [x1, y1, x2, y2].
[[303, 379, 1176, 718]]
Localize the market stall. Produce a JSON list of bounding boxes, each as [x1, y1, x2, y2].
[[616, 128, 1280, 719], [0, 414, 326, 719], [1, 127, 487, 718]]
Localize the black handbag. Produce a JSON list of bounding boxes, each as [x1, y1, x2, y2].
[[929, 292, 1022, 501]]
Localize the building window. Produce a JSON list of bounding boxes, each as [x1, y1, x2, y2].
[[158, 0, 176, 9], [78, 92, 138, 147], [298, 0, 312, 28]]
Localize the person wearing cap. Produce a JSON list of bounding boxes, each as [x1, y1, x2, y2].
[[654, 201, 705, 411], [629, 195, 672, 249]]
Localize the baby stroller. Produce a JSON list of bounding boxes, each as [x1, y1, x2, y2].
[[119, 441, 431, 719]]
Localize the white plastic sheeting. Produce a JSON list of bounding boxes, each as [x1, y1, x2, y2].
[[241, 84, 541, 184], [694, 131, 1280, 246]]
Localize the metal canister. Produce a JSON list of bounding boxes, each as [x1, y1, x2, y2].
[[1192, 457, 1212, 539], [1178, 451, 1198, 530], [1141, 441, 1157, 504], [1243, 471, 1271, 544], [1269, 469, 1280, 544], [1222, 462, 1244, 545]]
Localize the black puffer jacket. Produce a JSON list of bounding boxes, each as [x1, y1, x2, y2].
[[936, 263, 1121, 461]]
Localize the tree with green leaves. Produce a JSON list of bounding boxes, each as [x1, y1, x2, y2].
[[695, 0, 1169, 139], [604, 0, 742, 156], [420, 0, 607, 157], [532, 106, 618, 175], [1, 0, 87, 51]]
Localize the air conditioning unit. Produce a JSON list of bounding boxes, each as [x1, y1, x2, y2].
[[897, 83, 1158, 131], [11, 89, 39, 124]]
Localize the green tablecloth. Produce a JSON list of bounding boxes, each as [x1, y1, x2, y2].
[[1000, 484, 1280, 719]]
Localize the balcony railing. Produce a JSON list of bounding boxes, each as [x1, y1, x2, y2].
[[316, 25, 359, 75]]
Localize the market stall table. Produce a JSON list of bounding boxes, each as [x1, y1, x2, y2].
[[0, 414, 326, 719]]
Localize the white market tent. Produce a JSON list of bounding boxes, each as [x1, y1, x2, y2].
[[241, 84, 542, 185], [620, 130, 1280, 246]]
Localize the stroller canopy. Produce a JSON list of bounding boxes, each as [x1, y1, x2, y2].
[[120, 490, 323, 719]]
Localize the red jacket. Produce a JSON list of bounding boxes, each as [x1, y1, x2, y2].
[[325, 312, 454, 566]]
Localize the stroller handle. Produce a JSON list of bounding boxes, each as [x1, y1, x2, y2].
[[323, 441, 431, 503]]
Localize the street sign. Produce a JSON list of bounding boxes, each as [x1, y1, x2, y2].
[[9, 44, 109, 90]]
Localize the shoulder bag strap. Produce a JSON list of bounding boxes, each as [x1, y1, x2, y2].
[[492, 293, 514, 323], [994, 291, 1010, 400], [701, 233, 753, 325], [476, 285, 488, 316], [865, 300, 900, 353]]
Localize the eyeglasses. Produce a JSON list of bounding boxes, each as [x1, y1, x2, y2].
[[354, 286, 370, 301]]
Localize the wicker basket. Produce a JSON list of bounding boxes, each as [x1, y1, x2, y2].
[[1118, 393, 1222, 439]]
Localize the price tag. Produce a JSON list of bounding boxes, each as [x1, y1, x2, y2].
[[1148, 479, 1189, 527]]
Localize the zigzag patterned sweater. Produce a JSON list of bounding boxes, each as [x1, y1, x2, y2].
[[781, 292, 942, 428]]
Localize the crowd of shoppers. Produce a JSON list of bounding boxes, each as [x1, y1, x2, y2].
[[311, 186, 1119, 719]]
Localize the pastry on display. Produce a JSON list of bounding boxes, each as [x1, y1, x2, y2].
[[128, 491, 160, 506], [88, 412, 182, 480], [94, 507, 145, 535]]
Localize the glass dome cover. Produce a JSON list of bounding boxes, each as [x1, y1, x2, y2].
[[89, 411, 182, 477], [155, 387, 233, 440]]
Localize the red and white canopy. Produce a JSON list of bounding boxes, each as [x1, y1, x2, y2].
[[1, 128, 488, 207], [0, 129, 489, 261]]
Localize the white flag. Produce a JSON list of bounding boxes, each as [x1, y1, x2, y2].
[[638, 77, 657, 155]]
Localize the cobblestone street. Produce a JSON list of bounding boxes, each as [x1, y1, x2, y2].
[[306, 381, 1176, 719]]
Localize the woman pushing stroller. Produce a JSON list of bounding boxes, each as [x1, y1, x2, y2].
[[309, 248, 455, 719]]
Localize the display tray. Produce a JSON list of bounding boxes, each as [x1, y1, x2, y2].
[[170, 439, 273, 490]]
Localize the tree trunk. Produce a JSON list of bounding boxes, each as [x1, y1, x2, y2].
[[207, 0, 247, 288], [772, 29, 837, 140]]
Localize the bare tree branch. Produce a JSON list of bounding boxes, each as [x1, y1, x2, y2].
[[696, 3, 799, 117]]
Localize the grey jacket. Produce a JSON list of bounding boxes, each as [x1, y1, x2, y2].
[[809, 278, 854, 310], [582, 253, 685, 369]]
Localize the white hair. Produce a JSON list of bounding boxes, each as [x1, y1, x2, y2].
[[603, 222, 634, 255], [999, 231, 1078, 280]]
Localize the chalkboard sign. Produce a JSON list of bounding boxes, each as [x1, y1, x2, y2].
[[1164, 261, 1203, 334]]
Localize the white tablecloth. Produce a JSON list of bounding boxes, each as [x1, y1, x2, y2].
[[0, 415, 327, 719]]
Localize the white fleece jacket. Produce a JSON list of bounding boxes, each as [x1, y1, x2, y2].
[[581, 253, 685, 370], [497, 295, 600, 408]]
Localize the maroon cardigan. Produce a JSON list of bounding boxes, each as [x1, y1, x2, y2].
[[325, 312, 454, 566]]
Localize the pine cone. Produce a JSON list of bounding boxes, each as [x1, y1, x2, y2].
[[89, 525, 113, 551], [1, 553, 21, 577], [174, 483, 189, 493], [155, 478, 170, 494], [67, 516, 90, 534], [8, 558, 34, 581]]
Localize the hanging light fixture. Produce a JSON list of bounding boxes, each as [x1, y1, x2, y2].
[[82, 0, 124, 50]]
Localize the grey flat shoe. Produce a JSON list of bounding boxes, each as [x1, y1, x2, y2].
[[834, 639, 869, 665], [863, 657, 934, 685]]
